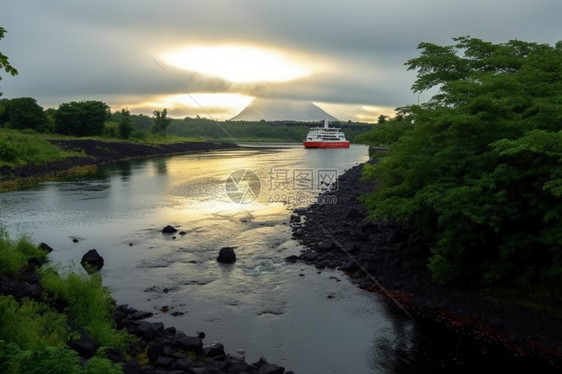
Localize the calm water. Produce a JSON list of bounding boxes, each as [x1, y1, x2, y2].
[[0, 144, 419, 373]]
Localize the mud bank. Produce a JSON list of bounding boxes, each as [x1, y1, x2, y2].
[[0, 139, 238, 181]]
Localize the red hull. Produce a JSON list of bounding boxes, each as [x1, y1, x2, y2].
[[303, 141, 350, 148]]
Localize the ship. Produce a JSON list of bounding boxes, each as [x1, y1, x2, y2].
[[303, 120, 350, 148]]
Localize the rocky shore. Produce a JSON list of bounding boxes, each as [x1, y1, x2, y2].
[[289, 163, 562, 372], [0, 139, 238, 181], [0, 243, 290, 374]]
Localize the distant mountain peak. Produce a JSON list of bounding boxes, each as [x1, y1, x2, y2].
[[231, 98, 338, 121]]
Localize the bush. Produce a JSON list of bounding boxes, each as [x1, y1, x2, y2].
[[0, 342, 123, 374], [103, 122, 118, 138], [359, 37, 562, 295], [0, 342, 82, 374], [0, 231, 48, 277], [129, 130, 147, 140], [84, 354, 123, 374], [0, 233, 129, 373], [40, 269, 128, 348], [0, 138, 18, 163], [0, 296, 71, 350]]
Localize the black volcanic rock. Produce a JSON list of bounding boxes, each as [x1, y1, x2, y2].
[[39, 242, 54, 253], [162, 225, 178, 234], [289, 162, 562, 371], [80, 249, 104, 273], [217, 247, 237, 264], [70, 330, 99, 359]]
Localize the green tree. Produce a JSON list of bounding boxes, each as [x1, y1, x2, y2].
[[0, 27, 18, 96], [151, 108, 170, 136], [0, 98, 8, 125], [54, 102, 82, 136], [80, 100, 110, 136], [359, 37, 562, 294], [4, 97, 47, 131], [131, 114, 152, 131], [118, 108, 133, 139], [54, 101, 110, 136]]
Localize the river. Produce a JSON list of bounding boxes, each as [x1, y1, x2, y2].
[[0, 144, 420, 373]]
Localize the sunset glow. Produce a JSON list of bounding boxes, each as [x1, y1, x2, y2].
[[123, 93, 254, 120], [163, 45, 313, 83]]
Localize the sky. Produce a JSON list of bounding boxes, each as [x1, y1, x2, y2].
[[1, 0, 561, 123]]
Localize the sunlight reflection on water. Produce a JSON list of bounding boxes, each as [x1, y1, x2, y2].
[[0, 144, 424, 373]]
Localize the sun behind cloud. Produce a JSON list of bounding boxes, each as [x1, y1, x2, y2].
[[115, 93, 254, 120], [163, 45, 313, 83]]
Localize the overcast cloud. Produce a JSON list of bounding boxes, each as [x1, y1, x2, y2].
[[1, 0, 561, 122]]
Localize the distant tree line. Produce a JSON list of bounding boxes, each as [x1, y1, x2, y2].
[[165, 117, 374, 142], [0, 96, 374, 142], [0, 97, 175, 139]]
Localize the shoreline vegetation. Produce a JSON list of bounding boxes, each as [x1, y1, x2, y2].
[[0, 129, 238, 191], [355, 37, 562, 302], [2, 35, 561, 372], [0, 232, 290, 374], [290, 163, 562, 372]]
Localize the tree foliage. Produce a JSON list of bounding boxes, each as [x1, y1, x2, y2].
[[54, 101, 110, 137], [118, 108, 133, 139], [2, 97, 48, 131], [166, 117, 373, 142], [0, 27, 18, 96], [359, 37, 562, 294], [151, 109, 170, 136]]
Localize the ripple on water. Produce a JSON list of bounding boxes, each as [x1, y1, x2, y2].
[[240, 257, 285, 275]]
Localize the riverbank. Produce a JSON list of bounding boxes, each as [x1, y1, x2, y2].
[[290, 163, 562, 372], [0, 138, 238, 189], [0, 237, 290, 374]]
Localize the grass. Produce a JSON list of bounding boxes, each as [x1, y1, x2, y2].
[[0, 128, 85, 168], [0, 231, 49, 277], [88, 132, 207, 145], [0, 128, 209, 191], [0, 232, 131, 373], [0, 296, 72, 350], [0, 128, 209, 170], [39, 267, 130, 348], [130, 133, 208, 145]]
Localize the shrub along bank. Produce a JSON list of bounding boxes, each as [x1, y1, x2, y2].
[[0, 232, 290, 374], [358, 37, 562, 298], [0, 232, 127, 373]]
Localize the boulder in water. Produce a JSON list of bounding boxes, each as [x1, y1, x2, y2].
[[162, 225, 178, 234], [80, 249, 104, 273], [217, 247, 236, 264]]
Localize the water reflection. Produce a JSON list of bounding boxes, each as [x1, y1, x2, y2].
[[153, 157, 168, 175], [371, 305, 418, 373], [0, 145, 434, 373], [119, 162, 132, 180]]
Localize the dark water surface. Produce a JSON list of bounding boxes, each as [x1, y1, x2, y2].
[[1, 144, 422, 373]]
